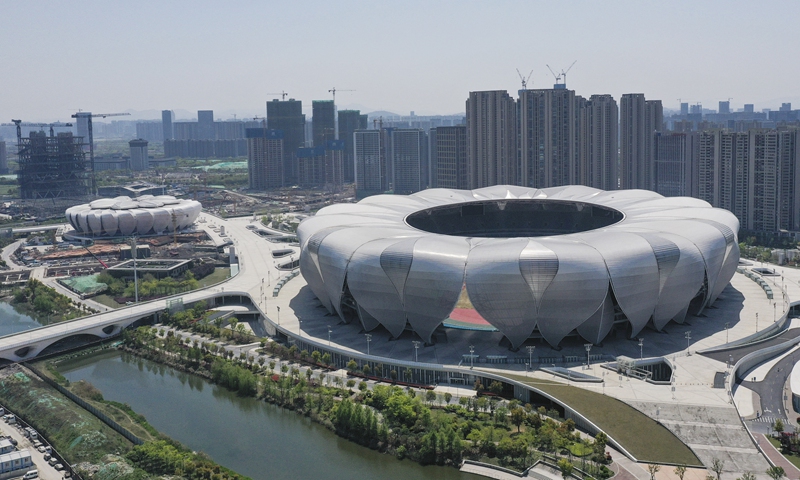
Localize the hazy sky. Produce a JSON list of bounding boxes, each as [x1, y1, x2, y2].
[[3, 0, 800, 122]]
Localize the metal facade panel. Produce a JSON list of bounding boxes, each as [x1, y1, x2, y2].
[[404, 236, 469, 343], [151, 209, 171, 233], [577, 288, 615, 344], [536, 240, 609, 347], [465, 238, 537, 349], [347, 238, 410, 338], [577, 231, 659, 337], [622, 229, 706, 330], [87, 211, 103, 234], [117, 211, 136, 236], [380, 237, 419, 300], [519, 240, 559, 307]]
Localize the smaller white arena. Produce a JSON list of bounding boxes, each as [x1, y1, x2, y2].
[[65, 195, 201, 237]]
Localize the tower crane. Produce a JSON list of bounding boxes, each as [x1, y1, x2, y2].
[[516, 69, 533, 90], [266, 91, 289, 100], [546, 60, 577, 87], [328, 87, 355, 104], [3, 120, 73, 149], [71, 112, 131, 193]]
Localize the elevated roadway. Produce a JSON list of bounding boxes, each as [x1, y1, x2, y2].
[[0, 215, 293, 362]]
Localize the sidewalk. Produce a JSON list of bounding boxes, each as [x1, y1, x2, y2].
[[756, 434, 800, 478]]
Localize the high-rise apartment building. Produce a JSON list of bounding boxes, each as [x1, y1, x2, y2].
[[619, 95, 663, 190], [267, 99, 305, 185], [324, 140, 345, 188], [337, 110, 367, 183], [389, 129, 427, 195], [312, 101, 336, 147], [719, 101, 731, 115], [162, 110, 174, 140], [432, 126, 468, 189], [197, 110, 215, 140], [518, 88, 575, 188], [654, 132, 699, 198], [466, 90, 517, 188], [743, 129, 800, 232], [580, 94, 618, 190], [354, 129, 384, 198], [129, 139, 149, 171], [246, 128, 283, 190], [0, 141, 7, 174]]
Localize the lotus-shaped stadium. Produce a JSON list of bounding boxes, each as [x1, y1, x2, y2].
[[66, 195, 202, 238], [297, 185, 740, 348]]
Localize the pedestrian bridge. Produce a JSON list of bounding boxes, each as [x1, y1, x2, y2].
[[0, 287, 261, 363]]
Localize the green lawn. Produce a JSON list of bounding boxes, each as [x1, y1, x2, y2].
[[91, 268, 230, 309], [199, 267, 231, 287], [767, 436, 800, 469], [498, 372, 701, 466], [93, 294, 122, 309]]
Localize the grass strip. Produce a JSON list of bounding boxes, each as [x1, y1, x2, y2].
[[498, 372, 701, 465]]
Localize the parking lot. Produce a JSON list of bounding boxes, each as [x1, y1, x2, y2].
[[1, 413, 69, 480]]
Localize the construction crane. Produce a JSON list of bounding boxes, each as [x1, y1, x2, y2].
[[71, 112, 131, 193], [266, 91, 289, 100], [546, 61, 577, 87], [3, 120, 73, 148], [328, 87, 355, 104], [516, 69, 533, 90]]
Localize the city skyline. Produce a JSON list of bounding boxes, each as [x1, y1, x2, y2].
[[2, 1, 800, 122]]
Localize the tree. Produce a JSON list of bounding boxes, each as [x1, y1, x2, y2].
[[558, 459, 574, 479], [444, 392, 452, 405], [766, 466, 785, 480], [737, 473, 756, 480], [711, 458, 724, 480], [674, 465, 687, 480], [767, 467, 786, 480], [311, 351, 321, 364], [647, 464, 660, 480], [425, 390, 436, 405], [346, 359, 358, 372], [510, 407, 526, 433], [774, 418, 785, 433], [321, 353, 331, 366], [362, 364, 371, 376]]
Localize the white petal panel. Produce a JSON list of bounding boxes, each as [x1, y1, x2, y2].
[[403, 236, 469, 343], [347, 238, 412, 337], [465, 239, 537, 349], [536, 240, 609, 347], [577, 231, 660, 337]]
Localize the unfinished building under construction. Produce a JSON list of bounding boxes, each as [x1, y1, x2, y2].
[[18, 131, 91, 199]]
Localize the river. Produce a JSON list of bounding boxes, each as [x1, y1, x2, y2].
[[0, 301, 43, 337], [58, 350, 478, 480]]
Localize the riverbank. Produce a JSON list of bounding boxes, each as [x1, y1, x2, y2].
[[3, 358, 251, 480], [10, 278, 91, 324], [119, 320, 615, 478]]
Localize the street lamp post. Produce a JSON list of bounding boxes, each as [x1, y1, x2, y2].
[[469, 345, 475, 369], [725, 322, 730, 344], [584, 343, 592, 368], [365, 334, 372, 355], [774, 302, 777, 323], [327, 325, 332, 346], [756, 312, 759, 332], [277, 306, 280, 325], [638, 338, 644, 360], [412, 341, 421, 362], [130, 237, 139, 303], [526, 345, 535, 370], [685, 331, 692, 355]]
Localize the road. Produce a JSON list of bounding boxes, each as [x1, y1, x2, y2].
[[742, 347, 800, 433], [0, 214, 293, 362]]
